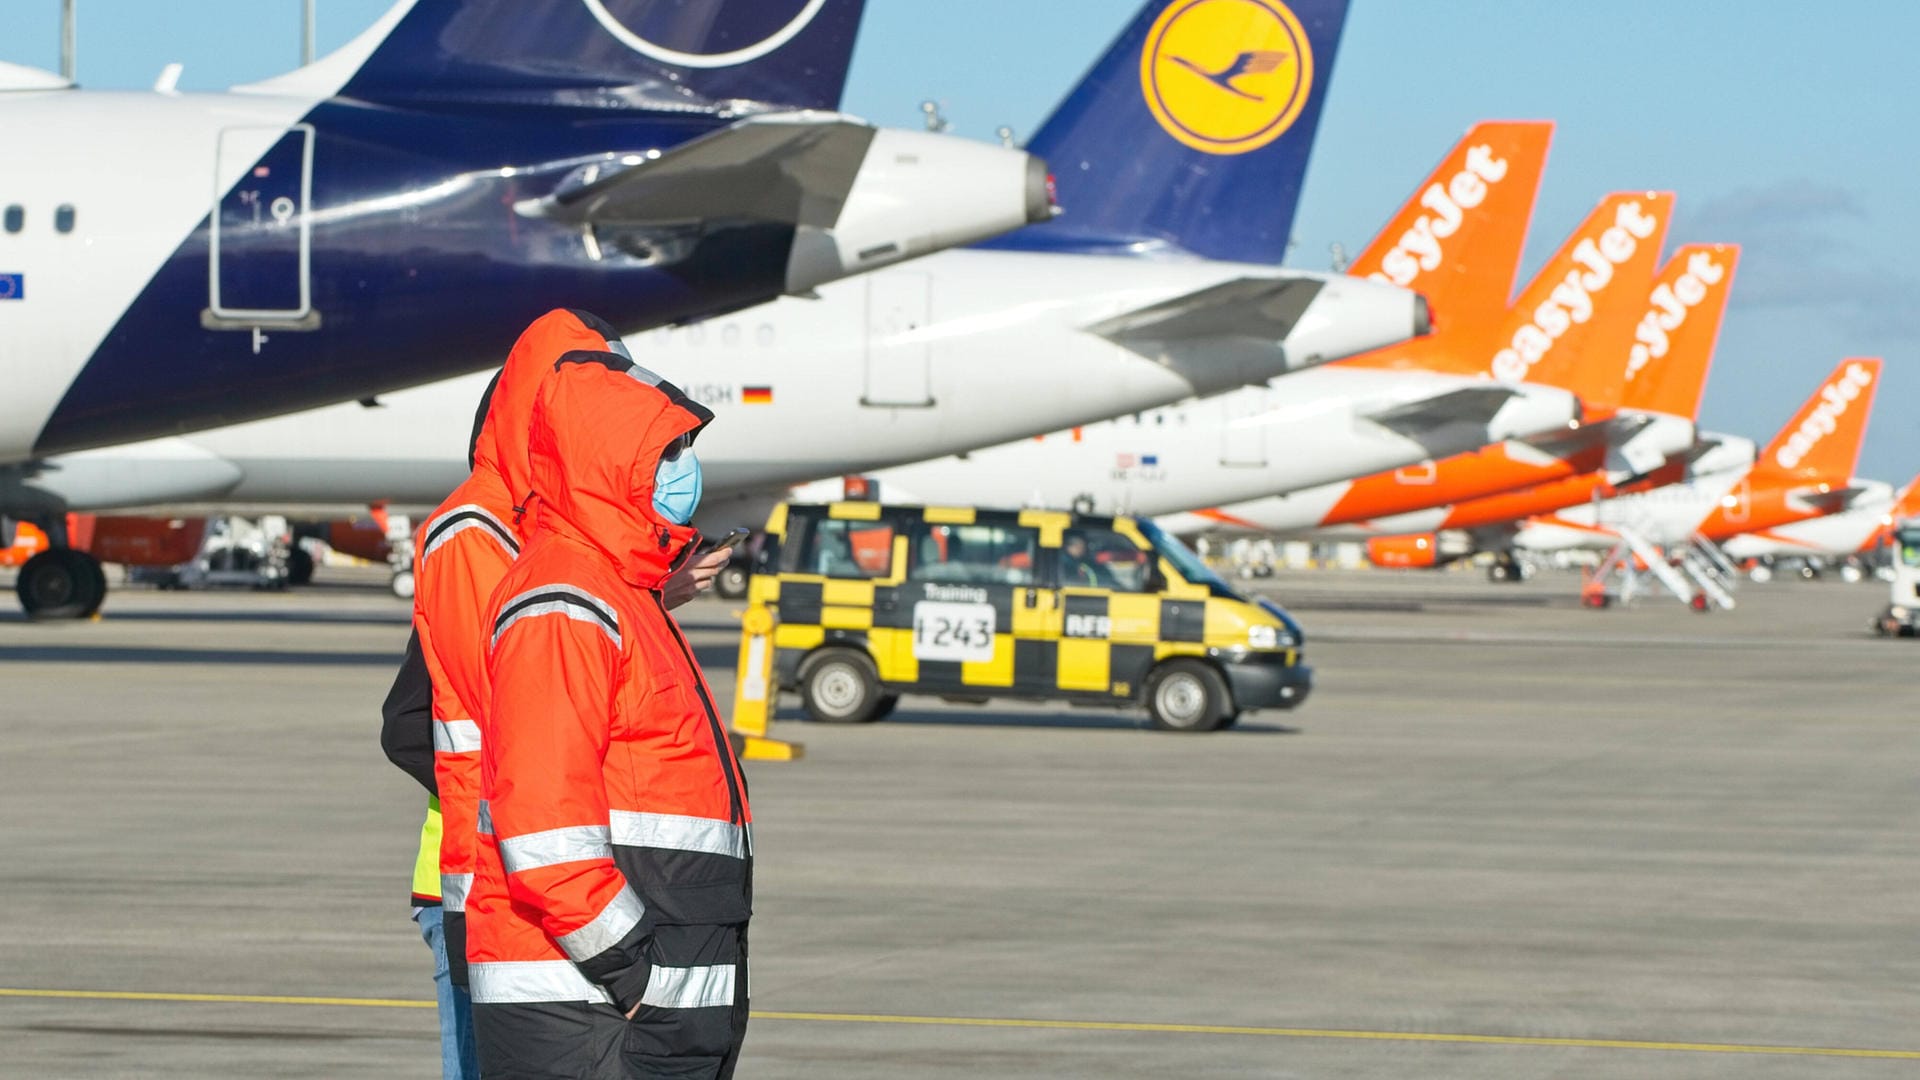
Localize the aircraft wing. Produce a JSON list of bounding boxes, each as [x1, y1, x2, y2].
[[1083, 277, 1324, 395], [1358, 386, 1521, 436], [521, 112, 875, 229]]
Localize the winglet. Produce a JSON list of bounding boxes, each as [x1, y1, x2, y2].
[[1347, 120, 1553, 323], [1620, 244, 1739, 419], [1482, 192, 1674, 407], [1754, 358, 1882, 482]]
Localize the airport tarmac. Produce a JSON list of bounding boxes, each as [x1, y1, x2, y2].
[[0, 566, 1914, 1078]]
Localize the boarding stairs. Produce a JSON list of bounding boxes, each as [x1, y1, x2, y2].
[[1593, 527, 1703, 608], [1675, 534, 1738, 610]]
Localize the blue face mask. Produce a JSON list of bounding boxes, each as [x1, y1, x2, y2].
[[653, 446, 703, 526]]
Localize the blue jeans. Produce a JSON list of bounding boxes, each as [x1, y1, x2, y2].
[[416, 905, 480, 1080]]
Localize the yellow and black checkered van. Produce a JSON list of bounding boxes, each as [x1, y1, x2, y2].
[[742, 502, 1310, 732]]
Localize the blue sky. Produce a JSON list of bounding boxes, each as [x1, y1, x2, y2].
[[4, 1, 1914, 479]]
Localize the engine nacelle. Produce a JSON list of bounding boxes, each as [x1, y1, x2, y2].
[[78, 515, 209, 567], [325, 520, 394, 564], [1368, 533, 1441, 569]]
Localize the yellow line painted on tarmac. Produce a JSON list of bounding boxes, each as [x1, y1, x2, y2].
[[0, 988, 433, 1009], [4, 989, 1919, 1060], [752, 1011, 1920, 1060]]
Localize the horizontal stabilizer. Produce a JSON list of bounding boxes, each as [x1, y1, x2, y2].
[[1360, 386, 1519, 436], [1083, 277, 1321, 393], [1789, 483, 1874, 515], [1087, 277, 1323, 343], [520, 112, 874, 229], [518, 112, 1051, 293]]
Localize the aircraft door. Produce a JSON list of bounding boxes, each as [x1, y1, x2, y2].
[[861, 270, 933, 407], [1721, 477, 1751, 527], [1220, 387, 1270, 467], [209, 124, 315, 323]]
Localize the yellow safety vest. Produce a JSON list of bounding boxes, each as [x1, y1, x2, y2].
[[412, 797, 443, 904]]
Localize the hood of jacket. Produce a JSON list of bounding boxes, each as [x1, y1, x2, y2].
[[469, 309, 629, 525], [526, 351, 716, 589]]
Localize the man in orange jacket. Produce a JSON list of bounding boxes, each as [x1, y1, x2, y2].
[[382, 311, 729, 1080], [468, 349, 751, 1078]]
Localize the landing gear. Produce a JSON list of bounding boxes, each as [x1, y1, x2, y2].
[[16, 547, 106, 620], [286, 545, 316, 586], [1487, 553, 1531, 583]]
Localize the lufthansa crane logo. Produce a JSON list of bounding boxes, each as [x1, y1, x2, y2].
[[582, 0, 827, 69], [1139, 0, 1314, 155]]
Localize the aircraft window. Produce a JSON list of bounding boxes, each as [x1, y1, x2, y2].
[[908, 521, 1040, 588], [1059, 526, 1152, 592], [792, 517, 895, 580], [756, 324, 774, 347], [721, 324, 740, 347], [54, 204, 74, 233], [3, 205, 20, 233]]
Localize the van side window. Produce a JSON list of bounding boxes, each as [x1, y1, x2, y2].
[[1058, 526, 1153, 591], [792, 516, 895, 579], [908, 521, 1040, 588]]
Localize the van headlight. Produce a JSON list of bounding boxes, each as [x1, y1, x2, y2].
[[1248, 624, 1285, 649]]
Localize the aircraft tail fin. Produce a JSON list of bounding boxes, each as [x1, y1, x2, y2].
[[1479, 192, 1674, 407], [1621, 244, 1739, 418], [1023, 0, 1349, 262], [1754, 358, 1881, 482], [328, 0, 865, 110], [1347, 120, 1553, 323], [1889, 473, 1920, 523]]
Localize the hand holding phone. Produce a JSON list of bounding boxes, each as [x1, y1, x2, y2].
[[700, 527, 752, 555]]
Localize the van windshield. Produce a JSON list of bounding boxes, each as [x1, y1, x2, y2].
[[1135, 518, 1246, 600], [1896, 525, 1920, 568]]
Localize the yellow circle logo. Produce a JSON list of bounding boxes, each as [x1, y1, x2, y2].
[[1139, 0, 1315, 156]]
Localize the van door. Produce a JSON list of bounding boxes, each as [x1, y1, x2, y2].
[[899, 514, 1039, 691], [1054, 523, 1159, 695]]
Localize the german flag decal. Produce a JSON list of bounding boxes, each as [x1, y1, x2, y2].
[[742, 386, 773, 404]]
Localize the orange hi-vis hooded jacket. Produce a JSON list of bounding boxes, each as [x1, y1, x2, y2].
[[412, 309, 625, 984], [467, 349, 750, 1018]]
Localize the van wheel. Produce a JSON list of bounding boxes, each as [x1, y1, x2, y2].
[[799, 648, 885, 724], [1146, 660, 1230, 732], [715, 562, 750, 600]]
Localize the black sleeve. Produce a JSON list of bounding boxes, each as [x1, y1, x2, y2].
[[381, 630, 439, 796]]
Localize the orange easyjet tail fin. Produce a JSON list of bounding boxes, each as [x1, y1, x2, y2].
[[1347, 120, 1553, 325], [1753, 358, 1882, 482], [1481, 191, 1674, 408], [1890, 472, 1920, 521], [1620, 244, 1739, 418]]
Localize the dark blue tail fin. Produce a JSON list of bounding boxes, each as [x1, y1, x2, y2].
[[336, 0, 864, 110], [1021, 0, 1348, 263]]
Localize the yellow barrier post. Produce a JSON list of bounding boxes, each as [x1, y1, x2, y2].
[[731, 602, 802, 761]]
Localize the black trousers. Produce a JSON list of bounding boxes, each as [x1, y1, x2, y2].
[[475, 924, 748, 1080]]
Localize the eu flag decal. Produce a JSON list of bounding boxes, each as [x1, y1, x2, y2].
[[0, 273, 22, 300]]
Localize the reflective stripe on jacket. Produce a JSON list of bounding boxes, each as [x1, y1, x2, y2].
[[412, 311, 627, 975], [468, 350, 749, 1015]]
